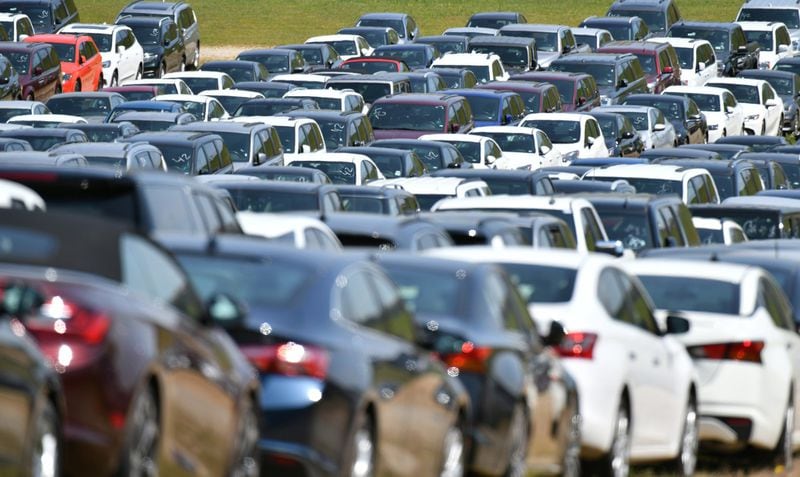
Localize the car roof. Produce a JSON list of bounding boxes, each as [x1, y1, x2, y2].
[[626, 258, 753, 283], [657, 158, 744, 173], [0, 41, 41, 52], [358, 12, 408, 20], [707, 77, 767, 87], [124, 130, 215, 144], [50, 141, 143, 155], [580, 192, 682, 208], [500, 24, 566, 32], [586, 163, 703, 180], [171, 121, 262, 133], [373, 92, 463, 104], [370, 177, 478, 193], [599, 40, 667, 53], [553, 52, 635, 64], [467, 36, 535, 46], [434, 194, 592, 212], [113, 111, 189, 121], [428, 245, 603, 269], [218, 179, 332, 193], [671, 21, 739, 30], [334, 185, 412, 198]]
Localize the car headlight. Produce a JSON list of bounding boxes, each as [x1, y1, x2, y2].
[[708, 124, 719, 130], [102, 60, 110, 68], [745, 114, 760, 121], [62, 73, 71, 81]]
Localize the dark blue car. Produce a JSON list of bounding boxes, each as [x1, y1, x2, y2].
[[444, 88, 526, 127]]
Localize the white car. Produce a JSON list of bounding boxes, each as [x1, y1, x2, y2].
[[650, 38, 718, 87], [287, 152, 384, 185], [269, 74, 329, 90], [596, 105, 677, 149], [662, 86, 745, 141], [431, 195, 613, 253], [470, 126, 563, 170], [626, 259, 800, 466], [585, 164, 721, 205], [706, 78, 784, 135], [236, 211, 342, 251], [230, 115, 326, 160], [431, 52, 509, 83], [60, 23, 144, 87], [418, 133, 510, 169], [692, 217, 748, 244], [428, 247, 700, 476], [153, 94, 229, 121], [442, 26, 499, 38], [198, 89, 265, 116], [121, 78, 193, 95], [283, 88, 366, 113], [8, 114, 87, 128], [305, 34, 373, 61], [0, 100, 49, 123], [370, 176, 490, 210], [571, 27, 614, 51], [0, 13, 33, 41], [737, 21, 793, 69], [520, 113, 610, 160], [163, 71, 235, 94]]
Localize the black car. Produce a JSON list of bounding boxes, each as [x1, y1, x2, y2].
[[338, 26, 399, 48], [416, 67, 478, 89], [623, 93, 707, 144], [739, 152, 800, 188], [336, 184, 419, 215], [677, 142, 750, 159], [0, 54, 21, 100], [690, 202, 800, 239], [236, 48, 309, 76], [469, 36, 538, 74], [657, 158, 764, 199], [738, 69, 800, 137], [65, 121, 140, 142], [606, 0, 683, 34], [110, 110, 196, 132], [0, 127, 86, 150], [233, 97, 318, 117], [234, 80, 300, 98], [213, 180, 342, 215], [276, 42, 343, 70], [716, 134, 789, 151], [285, 110, 374, 151], [467, 11, 527, 29], [116, 16, 184, 78], [338, 145, 427, 178], [49, 140, 164, 170], [667, 21, 759, 76], [641, 147, 722, 161], [581, 193, 700, 252], [45, 92, 126, 123], [0, 0, 78, 33], [372, 44, 439, 69], [324, 213, 453, 250], [120, 131, 233, 175], [236, 165, 332, 183], [116, 0, 199, 69], [162, 237, 470, 477], [171, 120, 284, 168], [589, 110, 645, 157], [200, 60, 269, 83], [550, 53, 649, 106], [371, 138, 466, 171], [377, 253, 580, 477], [421, 211, 529, 246], [431, 168, 555, 195]]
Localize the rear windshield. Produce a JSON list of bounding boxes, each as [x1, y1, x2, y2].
[[341, 195, 387, 214], [382, 266, 463, 315], [638, 276, 740, 315], [499, 262, 577, 303], [329, 82, 391, 104], [222, 187, 319, 213], [290, 161, 355, 184], [597, 210, 652, 251], [738, 7, 800, 30]]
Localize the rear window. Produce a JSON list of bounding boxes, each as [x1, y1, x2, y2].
[[638, 276, 740, 315], [499, 262, 577, 303], [383, 266, 463, 315], [598, 211, 652, 251], [222, 187, 319, 213]]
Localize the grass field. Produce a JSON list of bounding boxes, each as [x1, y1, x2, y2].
[[76, 0, 743, 49]]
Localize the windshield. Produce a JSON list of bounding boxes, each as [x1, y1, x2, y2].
[[712, 83, 759, 104], [609, 9, 665, 33], [84, 33, 111, 52], [674, 47, 693, 69], [369, 103, 445, 132], [272, 126, 295, 152], [369, 152, 405, 177], [341, 60, 399, 73], [315, 118, 347, 149], [632, 53, 656, 75], [595, 116, 618, 140], [385, 267, 462, 315], [744, 29, 774, 51], [47, 97, 111, 116], [355, 30, 388, 47], [472, 45, 529, 67], [469, 18, 516, 29], [670, 27, 730, 54], [618, 111, 648, 131], [604, 26, 633, 41], [324, 40, 357, 56], [181, 78, 219, 94], [445, 141, 481, 163], [329, 82, 390, 104], [130, 26, 160, 46], [3, 52, 28, 74], [626, 98, 683, 120], [291, 161, 355, 184], [242, 54, 289, 73], [377, 48, 426, 68], [83, 155, 127, 170], [522, 119, 580, 143], [508, 31, 557, 52], [574, 34, 596, 48], [638, 276, 740, 314], [598, 211, 652, 251], [215, 96, 250, 114], [696, 227, 725, 244], [465, 96, 500, 121], [425, 40, 466, 54], [3, 6, 50, 30], [710, 173, 735, 199], [125, 119, 174, 132], [738, 8, 800, 30], [512, 91, 539, 112], [81, 127, 126, 142], [594, 177, 682, 196], [769, 77, 795, 96], [500, 263, 576, 303], [547, 79, 575, 104], [341, 195, 387, 214], [168, 101, 203, 118], [482, 178, 532, 194], [0, 107, 32, 123], [158, 145, 194, 173], [224, 187, 319, 212], [207, 66, 252, 83], [358, 18, 405, 37], [213, 131, 250, 163], [178, 255, 310, 307], [475, 132, 535, 153], [456, 65, 491, 83], [550, 62, 614, 87], [676, 92, 720, 112], [235, 101, 299, 116]]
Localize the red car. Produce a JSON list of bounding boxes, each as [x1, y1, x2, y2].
[[25, 34, 103, 92], [339, 56, 410, 73], [598, 40, 682, 94]]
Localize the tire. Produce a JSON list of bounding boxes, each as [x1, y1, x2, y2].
[[774, 396, 795, 472], [344, 413, 375, 477], [588, 398, 630, 477], [504, 403, 529, 477], [74, 80, 81, 92], [562, 399, 582, 477], [158, 63, 166, 79], [30, 398, 60, 477], [673, 396, 698, 477], [439, 422, 465, 477], [111, 71, 118, 87], [229, 398, 259, 477], [136, 65, 142, 80], [116, 388, 159, 477]]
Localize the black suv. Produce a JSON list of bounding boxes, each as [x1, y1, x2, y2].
[[116, 0, 199, 69], [116, 16, 184, 77], [606, 0, 683, 34], [171, 121, 284, 169], [121, 131, 234, 175], [667, 21, 759, 76], [549, 53, 648, 105], [0, 0, 79, 33], [284, 110, 374, 151], [468, 36, 538, 74], [739, 69, 800, 137], [336, 185, 419, 215], [579, 16, 651, 41]]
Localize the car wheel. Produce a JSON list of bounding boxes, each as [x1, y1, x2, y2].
[[230, 398, 259, 477], [590, 398, 630, 477], [158, 63, 166, 79], [74, 80, 81, 92], [673, 395, 698, 477], [30, 398, 59, 477], [345, 413, 375, 477], [775, 395, 795, 472], [192, 43, 200, 70], [117, 388, 159, 477], [111, 71, 118, 87], [96, 75, 103, 91], [504, 403, 529, 477], [439, 422, 465, 477]]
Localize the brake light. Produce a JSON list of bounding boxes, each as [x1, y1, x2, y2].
[[240, 342, 329, 379], [25, 295, 110, 345], [440, 341, 492, 374], [555, 332, 597, 359], [687, 341, 764, 363]]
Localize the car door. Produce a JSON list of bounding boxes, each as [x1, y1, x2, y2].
[[115, 29, 132, 82], [178, 6, 199, 65], [697, 43, 717, 85], [163, 22, 180, 72], [762, 83, 781, 133]]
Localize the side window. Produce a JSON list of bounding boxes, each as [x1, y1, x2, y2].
[[659, 207, 685, 245], [84, 41, 98, 58], [617, 271, 660, 334], [54, 0, 68, 22], [732, 29, 746, 50], [580, 208, 604, 250], [704, 175, 718, 203], [738, 171, 750, 196], [655, 208, 670, 245], [339, 269, 383, 329], [140, 185, 198, 232], [774, 163, 789, 189], [216, 140, 232, 168], [296, 124, 309, 151], [691, 176, 709, 203], [203, 141, 221, 172], [193, 192, 222, 233], [598, 268, 627, 320], [310, 125, 325, 151], [759, 277, 794, 330], [31, 50, 44, 74], [658, 50, 671, 72], [777, 26, 791, 48], [491, 60, 503, 79], [369, 270, 415, 342], [195, 144, 210, 174]]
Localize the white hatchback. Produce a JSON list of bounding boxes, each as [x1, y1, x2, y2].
[[470, 126, 563, 170], [520, 112, 609, 160], [418, 133, 509, 169], [650, 37, 718, 87], [706, 77, 784, 135], [662, 86, 745, 141]]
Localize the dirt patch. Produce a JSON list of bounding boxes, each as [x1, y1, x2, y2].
[[201, 45, 265, 62]]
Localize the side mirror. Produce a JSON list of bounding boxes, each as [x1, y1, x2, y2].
[[595, 239, 625, 257], [779, 44, 790, 54], [653, 123, 666, 131], [695, 63, 702, 72], [663, 236, 678, 248], [117, 45, 126, 54], [562, 45, 571, 54], [617, 78, 628, 89], [577, 96, 586, 106], [18, 34, 27, 41], [543, 320, 566, 347], [540, 144, 551, 155], [502, 114, 513, 125], [726, 105, 735, 114], [766, 98, 779, 108], [163, 38, 170, 46], [738, 45, 748, 54], [203, 293, 247, 326], [486, 154, 497, 164], [449, 122, 460, 133], [586, 136, 596, 146], [622, 130, 635, 139], [256, 152, 267, 165], [662, 66, 673, 74], [665, 314, 691, 334]]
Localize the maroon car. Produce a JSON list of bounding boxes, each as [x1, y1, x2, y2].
[[339, 56, 410, 73], [598, 40, 681, 94], [101, 84, 165, 101], [0, 41, 61, 101], [367, 92, 474, 139], [511, 71, 600, 112], [477, 80, 563, 113]]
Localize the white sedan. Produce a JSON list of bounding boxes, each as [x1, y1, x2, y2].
[[706, 78, 784, 136], [663, 86, 745, 142], [470, 126, 563, 170], [596, 105, 677, 149], [626, 259, 800, 469], [520, 112, 609, 160], [418, 133, 511, 169], [427, 247, 700, 477], [153, 94, 230, 121]]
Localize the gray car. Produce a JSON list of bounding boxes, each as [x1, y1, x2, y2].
[[116, 0, 200, 69]]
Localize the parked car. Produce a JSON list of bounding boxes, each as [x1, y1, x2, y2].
[[236, 47, 308, 76], [0, 99, 48, 122], [0, 54, 22, 101], [739, 69, 800, 137], [236, 210, 342, 250], [598, 40, 682, 93], [200, 59, 269, 83], [512, 72, 600, 112], [663, 85, 746, 141], [368, 92, 474, 140], [118, 77, 191, 94], [431, 52, 509, 84], [416, 34, 470, 55], [0, 0, 78, 33], [690, 198, 800, 239], [119, 130, 231, 174], [60, 23, 144, 87], [110, 110, 196, 131], [0, 126, 86, 150], [236, 165, 332, 183], [305, 34, 372, 61], [520, 112, 610, 160], [66, 121, 140, 141], [212, 180, 342, 215], [116, 0, 199, 69], [432, 168, 555, 195], [275, 42, 343, 70], [416, 67, 478, 89], [667, 21, 759, 76], [706, 77, 783, 135], [571, 27, 614, 51], [0, 41, 61, 100], [230, 115, 326, 158], [371, 138, 467, 171], [337, 145, 426, 178], [337, 26, 399, 48], [498, 24, 589, 69], [737, 20, 793, 70], [465, 35, 538, 74], [45, 91, 126, 123], [478, 80, 563, 114], [105, 99, 183, 122], [597, 104, 678, 148], [691, 216, 749, 244], [0, 12, 34, 41], [650, 37, 719, 87], [339, 56, 410, 73], [163, 70, 234, 93], [588, 110, 645, 157], [49, 140, 165, 170], [656, 158, 765, 199], [171, 120, 283, 168], [324, 213, 452, 250], [467, 11, 527, 29], [622, 93, 708, 144], [585, 163, 720, 205], [606, 0, 684, 34], [471, 125, 565, 170], [335, 184, 418, 215], [154, 93, 229, 120], [115, 16, 184, 78], [355, 12, 419, 44], [288, 152, 384, 185], [550, 53, 650, 106], [373, 43, 439, 69], [579, 15, 652, 41]]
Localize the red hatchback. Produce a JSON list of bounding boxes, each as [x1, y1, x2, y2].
[[598, 40, 681, 94], [339, 56, 410, 73], [25, 34, 103, 92], [512, 71, 600, 112]]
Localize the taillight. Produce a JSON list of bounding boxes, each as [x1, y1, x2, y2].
[[240, 342, 329, 379], [686, 341, 764, 363], [555, 332, 597, 359], [25, 295, 110, 345], [440, 341, 492, 374]]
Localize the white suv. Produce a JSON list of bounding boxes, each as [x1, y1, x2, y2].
[[585, 164, 721, 205], [230, 115, 327, 158], [520, 112, 610, 160], [650, 37, 717, 87], [706, 77, 784, 135], [431, 53, 509, 84], [736, 0, 800, 52], [60, 23, 144, 87], [736, 21, 793, 69], [283, 88, 366, 113], [0, 13, 33, 41]]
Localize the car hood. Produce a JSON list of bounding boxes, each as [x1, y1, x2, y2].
[[536, 51, 560, 69], [373, 129, 429, 140]]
